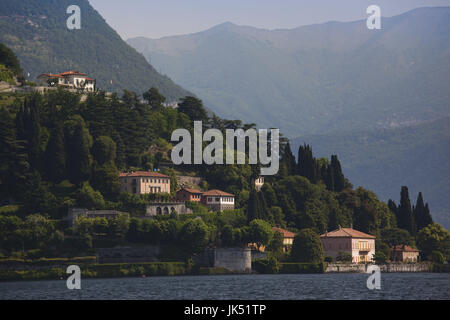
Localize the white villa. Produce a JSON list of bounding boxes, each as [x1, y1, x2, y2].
[[37, 70, 96, 92]]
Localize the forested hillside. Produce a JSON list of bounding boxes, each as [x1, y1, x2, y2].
[[0, 0, 191, 100], [0, 45, 447, 265], [292, 117, 450, 229]]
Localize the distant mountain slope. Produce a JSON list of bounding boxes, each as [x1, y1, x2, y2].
[[128, 7, 450, 136], [0, 0, 191, 100], [292, 116, 450, 229]]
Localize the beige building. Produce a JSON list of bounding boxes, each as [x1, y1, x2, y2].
[[119, 171, 170, 195], [391, 245, 420, 262], [272, 227, 295, 252], [320, 227, 376, 263]]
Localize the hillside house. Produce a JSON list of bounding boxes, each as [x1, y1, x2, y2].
[[37, 70, 96, 92], [119, 171, 170, 195], [175, 187, 203, 202], [272, 227, 295, 252], [320, 227, 376, 263], [201, 189, 235, 212]]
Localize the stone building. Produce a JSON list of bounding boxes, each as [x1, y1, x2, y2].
[[391, 245, 420, 262], [146, 202, 193, 216], [119, 171, 170, 195], [320, 227, 376, 263]]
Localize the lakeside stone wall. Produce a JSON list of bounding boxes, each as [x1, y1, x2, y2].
[[325, 263, 432, 273]]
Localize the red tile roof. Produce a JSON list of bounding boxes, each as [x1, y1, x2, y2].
[[178, 188, 203, 194], [272, 227, 295, 238], [202, 189, 234, 197], [391, 245, 419, 252], [320, 227, 376, 239], [119, 171, 169, 178], [59, 70, 87, 76], [39, 73, 63, 78], [39, 71, 90, 79]]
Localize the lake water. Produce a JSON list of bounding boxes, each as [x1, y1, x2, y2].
[[0, 273, 449, 300]]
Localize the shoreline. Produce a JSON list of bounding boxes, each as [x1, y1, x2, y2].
[[0, 261, 446, 282]]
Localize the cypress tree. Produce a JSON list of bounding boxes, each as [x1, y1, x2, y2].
[[298, 144, 318, 183], [44, 123, 66, 183], [397, 186, 416, 234], [414, 192, 433, 231], [24, 95, 43, 170], [67, 123, 92, 185], [281, 142, 297, 176], [247, 189, 261, 222], [330, 155, 345, 192]]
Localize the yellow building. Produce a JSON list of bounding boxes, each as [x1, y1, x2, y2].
[[119, 171, 170, 195]]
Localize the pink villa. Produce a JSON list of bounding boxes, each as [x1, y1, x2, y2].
[[320, 227, 376, 263]]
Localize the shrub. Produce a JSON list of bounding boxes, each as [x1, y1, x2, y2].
[[279, 262, 325, 274], [429, 251, 445, 264], [252, 256, 279, 274], [324, 256, 333, 263], [336, 252, 353, 263]]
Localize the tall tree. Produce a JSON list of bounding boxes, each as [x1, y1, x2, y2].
[[330, 155, 345, 192], [44, 123, 66, 183], [297, 144, 318, 183], [177, 96, 208, 122], [414, 192, 433, 231], [143, 87, 166, 110], [280, 142, 297, 177], [0, 107, 29, 199], [397, 186, 416, 234], [66, 120, 92, 185]]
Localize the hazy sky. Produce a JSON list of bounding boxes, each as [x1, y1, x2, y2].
[[88, 0, 450, 39]]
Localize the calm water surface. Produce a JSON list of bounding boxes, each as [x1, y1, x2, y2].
[[0, 273, 449, 300]]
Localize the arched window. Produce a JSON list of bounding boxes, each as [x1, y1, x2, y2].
[[163, 207, 169, 215], [156, 207, 162, 215]]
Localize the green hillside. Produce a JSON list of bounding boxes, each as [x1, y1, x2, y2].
[[0, 43, 23, 84], [0, 0, 191, 100], [292, 117, 450, 229]]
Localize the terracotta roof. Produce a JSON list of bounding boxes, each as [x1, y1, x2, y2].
[[84, 77, 95, 81], [59, 71, 87, 76], [178, 188, 203, 194], [272, 227, 295, 238], [391, 245, 419, 252], [320, 227, 376, 239], [119, 171, 169, 178], [202, 189, 234, 197]]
